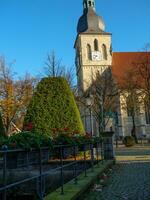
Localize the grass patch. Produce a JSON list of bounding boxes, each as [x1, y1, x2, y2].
[[44, 160, 114, 200]]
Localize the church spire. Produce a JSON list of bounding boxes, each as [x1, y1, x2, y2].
[[83, 0, 96, 13]]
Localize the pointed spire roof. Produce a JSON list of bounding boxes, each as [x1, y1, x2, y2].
[[77, 0, 105, 33]]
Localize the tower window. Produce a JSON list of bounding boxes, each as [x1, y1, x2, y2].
[[102, 44, 107, 60], [84, 2, 87, 8], [89, 1, 92, 6], [94, 39, 99, 51], [87, 44, 92, 60]]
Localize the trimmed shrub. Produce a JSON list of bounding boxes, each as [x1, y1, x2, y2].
[[23, 77, 84, 136], [123, 136, 135, 147], [0, 113, 5, 137], [0, 132, 53, 149], [53, 133, 76, 145]]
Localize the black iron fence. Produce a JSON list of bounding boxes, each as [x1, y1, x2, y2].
[[0, 142, 106, 200]]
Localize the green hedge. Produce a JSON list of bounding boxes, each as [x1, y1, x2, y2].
[[0, 132, 102, 150], [23, 77, 84, 136], [0, 131, 52, 149]]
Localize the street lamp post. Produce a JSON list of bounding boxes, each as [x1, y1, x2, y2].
[[99, 95, 104, 134], [86, 96, 94, 137]]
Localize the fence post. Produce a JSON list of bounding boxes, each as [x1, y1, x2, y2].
[[38, 148, 43, 200], [90, 143, 94, 171], [96, 142, 99, 166], [2, 145, 8, 200], [73, 145, 78, 184], [83, 144, 87, 177], [101, 132, 115, 160], [26, 150, 29, 169], [60, 145, 64, 195], [101, 140, 104, 164]]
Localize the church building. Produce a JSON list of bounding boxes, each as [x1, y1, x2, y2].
[[74, 0, 150, 139]]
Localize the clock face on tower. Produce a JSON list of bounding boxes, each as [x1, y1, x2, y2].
[[92, 51, 102, 61]]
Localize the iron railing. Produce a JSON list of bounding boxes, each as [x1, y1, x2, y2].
[[0, 142, 104, 200]]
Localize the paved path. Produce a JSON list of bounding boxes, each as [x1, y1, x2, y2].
[[115, 144, 150, 162], [83, 144, 150, 200]]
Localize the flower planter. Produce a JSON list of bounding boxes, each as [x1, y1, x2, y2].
[[79, 144, 91, 151], [93, 142, 101, 148], [6, 148, 50, 169], [6, 151, 29, 169], [53, 146, 78, 159], [27, 149, 50, 164], [62, 146, 74, 158], [6, 152, 19, 169]]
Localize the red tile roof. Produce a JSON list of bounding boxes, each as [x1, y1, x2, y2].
[[112, 52, 150, 87]]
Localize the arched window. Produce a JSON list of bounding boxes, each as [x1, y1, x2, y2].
[[84, 2, 87, 8], [89, 1, 92, 6], [145, 102, 150, 124], [126, 94, 139, 117], [102, 44, 107, 60], [87, 44, 92, 60], [94, 39, 99, 51], [126, 95, 133, 117]]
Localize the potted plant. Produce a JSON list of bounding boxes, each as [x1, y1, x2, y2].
[[73, 133, 94, 151], [0, 132, 53, 169], [52, 133, 76, 158]]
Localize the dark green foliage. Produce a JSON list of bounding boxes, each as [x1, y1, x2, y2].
[[53, 133, 76, 145], [72, 135, 94, 146], [0, 136, 7, 148], [0, 113, 5, 137], [123, 136, 135, 147], [0, 131, 52, 149], [24, 77, 84, 136], [93, 136, 102, 144]]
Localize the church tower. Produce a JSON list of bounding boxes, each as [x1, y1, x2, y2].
[[74, 0, 112, 135], [74, 0, 112, 93]]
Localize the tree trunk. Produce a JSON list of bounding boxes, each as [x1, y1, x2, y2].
[[131, 114, 138, 143]]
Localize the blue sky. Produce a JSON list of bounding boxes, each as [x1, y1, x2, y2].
[[0, 0, 150, 77]]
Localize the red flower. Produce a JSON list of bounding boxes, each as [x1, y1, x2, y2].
[[64, 127, 70, 131], [24, 122, 34, 131], [51, 128, 57, 133], [86, 132, 91, 137], [10, 142, 17, 148]]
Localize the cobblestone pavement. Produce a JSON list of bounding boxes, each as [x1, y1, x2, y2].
[[83, 144, 150, 200], [84, 162, 150, 200]]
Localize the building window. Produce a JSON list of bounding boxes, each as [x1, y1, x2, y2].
[[89, 1, 92, 6], [126, 96, 133, 117], [145, 104, 150, 124], [94, 39, 99, 51], [126, 94, 140, 117], [102, 44, 107, 60], [87, 44, 92, 60], [127, 107, 132, 117]]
